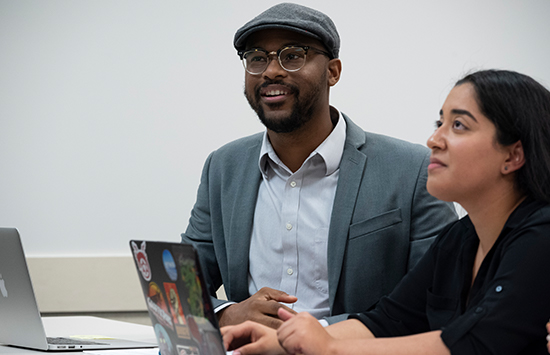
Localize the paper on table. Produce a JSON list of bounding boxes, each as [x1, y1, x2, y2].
[[84, 348, 159, 355], [70, 336, 116, 340]]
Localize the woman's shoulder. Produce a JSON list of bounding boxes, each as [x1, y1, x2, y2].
[[495, 198, 550, 257], [507, 198, 550, 234]]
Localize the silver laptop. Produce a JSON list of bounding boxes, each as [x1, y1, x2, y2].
[[0, 227, 158, 351]]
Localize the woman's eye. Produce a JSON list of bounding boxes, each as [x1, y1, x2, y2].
[[434, 120, 443, 129], [453, 120, 465, 129]]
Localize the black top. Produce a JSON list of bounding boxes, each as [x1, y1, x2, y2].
[[351, 197, 550, 354]]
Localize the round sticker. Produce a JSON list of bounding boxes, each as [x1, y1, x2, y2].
[[154, 323, 174, 355], [162, 249, 178, 281]]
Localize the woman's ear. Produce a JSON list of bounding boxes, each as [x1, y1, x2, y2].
[[502, 140, 525, 174], [327, 58, 342, 87]]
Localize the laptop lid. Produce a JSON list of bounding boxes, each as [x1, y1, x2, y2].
[[130, 240, 226, 355], [0, 228, 157, 351]]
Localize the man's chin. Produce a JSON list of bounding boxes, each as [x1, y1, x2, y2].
[[249, 95, 310, 133], [261, 110, 292, 123], [259, 115, 306, 133]]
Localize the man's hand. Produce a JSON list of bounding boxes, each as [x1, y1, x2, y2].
[[218, 287, 298, 329]]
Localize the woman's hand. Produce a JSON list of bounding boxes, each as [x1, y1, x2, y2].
[[221, 321, 286, 355], [221, 309, 337, 355], [277, 308, 336, 355]]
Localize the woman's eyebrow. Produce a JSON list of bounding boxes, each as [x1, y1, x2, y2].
[[439, 109, 478, 122]]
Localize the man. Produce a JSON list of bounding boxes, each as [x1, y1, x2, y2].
[[181, 2, 457, 329]]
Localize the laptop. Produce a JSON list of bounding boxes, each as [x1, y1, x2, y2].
[[0, 228, 158, 351], [130, 240, 226, 355]]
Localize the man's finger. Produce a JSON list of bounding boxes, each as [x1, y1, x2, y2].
[[249, 298, 288, 316], [277, 303, 297, 315], [257, 287, 298, 303], [250, 299, 297, 324]]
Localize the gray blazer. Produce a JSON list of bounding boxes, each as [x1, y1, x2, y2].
[[182, 114, 457, 324]]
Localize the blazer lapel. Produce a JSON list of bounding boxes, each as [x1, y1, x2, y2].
[[327, 114, 368, 310]]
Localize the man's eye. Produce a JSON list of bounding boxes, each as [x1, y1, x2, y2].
[[283, 53, 300, 61], [249, 55, 266, 63]]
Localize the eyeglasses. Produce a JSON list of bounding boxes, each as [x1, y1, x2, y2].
[[238, 45, 331, 75]]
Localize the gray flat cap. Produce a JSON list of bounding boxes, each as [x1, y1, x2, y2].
[[234, 3, 340, 59]]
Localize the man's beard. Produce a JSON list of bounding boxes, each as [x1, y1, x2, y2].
[[245, 78, 324, 133]]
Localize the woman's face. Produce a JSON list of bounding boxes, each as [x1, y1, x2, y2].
[[426, 83, 510, 204]]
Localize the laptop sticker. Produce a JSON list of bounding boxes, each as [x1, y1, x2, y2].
[[154, 324, 174, 355], [132, 241, 152, 281], [176, 344, 199, 355], [164, 282, 190, 339], [162, 250, 178, 281], [177, 256, 204, 318], [147, 282, 173, 330]]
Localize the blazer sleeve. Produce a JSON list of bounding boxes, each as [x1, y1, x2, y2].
[[181, 152, 227, 309]]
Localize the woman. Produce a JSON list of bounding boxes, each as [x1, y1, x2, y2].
[[221, 69, 550, 354]]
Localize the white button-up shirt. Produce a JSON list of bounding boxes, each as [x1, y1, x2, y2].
[[248, 112, 346, 319]]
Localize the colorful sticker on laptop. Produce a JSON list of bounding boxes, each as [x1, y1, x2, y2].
[[163, 249, 178, 281], [164, 282, 186, 325], [131, 241, 152, 281], [176, 345, 199, 355], [178, 258, 204, 318], [147, 282, 173, 329], [164, 282, 191, 339], [155, 324, 175, 355]]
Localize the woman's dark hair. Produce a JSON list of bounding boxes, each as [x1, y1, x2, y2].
[[456, 69, 550, 202]]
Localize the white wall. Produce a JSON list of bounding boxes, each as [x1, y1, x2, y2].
[[2, 0, 550, 257]]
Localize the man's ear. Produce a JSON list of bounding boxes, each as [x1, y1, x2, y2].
[[327, 58, 342, 87], [502, 140, 525, 174]]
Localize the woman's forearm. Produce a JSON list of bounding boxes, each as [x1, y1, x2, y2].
[[325, 330, 450, 355], [325, 319, 375, 340]]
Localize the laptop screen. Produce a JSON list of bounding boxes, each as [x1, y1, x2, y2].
[[130, 240, 225, 355]]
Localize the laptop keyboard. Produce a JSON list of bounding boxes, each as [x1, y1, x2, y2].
[[47, 337, 108, 345]]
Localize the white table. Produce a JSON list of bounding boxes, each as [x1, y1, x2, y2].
[[0, 316, 157, 355]]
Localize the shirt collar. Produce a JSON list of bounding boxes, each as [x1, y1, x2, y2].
[[501, 196, 546, 229], [258, 107, 347, 178], [458, 196, 545, 244]]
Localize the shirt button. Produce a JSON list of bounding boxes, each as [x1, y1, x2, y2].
[[495, 285, 503, 292], [287, 268, 293, 275], [286, 223, 293, 231], [290, 181, 297, 188]]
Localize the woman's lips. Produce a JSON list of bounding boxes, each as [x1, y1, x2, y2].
[[428, 157, 446, 170]]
